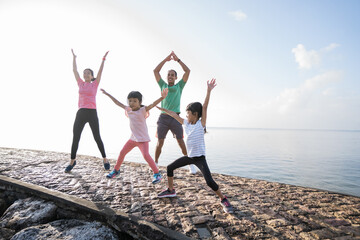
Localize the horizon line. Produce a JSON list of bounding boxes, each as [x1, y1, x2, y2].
[[147, 125, 360, 132]]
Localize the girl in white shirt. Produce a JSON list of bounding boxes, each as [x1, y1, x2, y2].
[[157, 79, 233, 213]]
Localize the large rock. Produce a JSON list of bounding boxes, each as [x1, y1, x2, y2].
[[0, 197, 57, 231], [10, 219, 119, 240]]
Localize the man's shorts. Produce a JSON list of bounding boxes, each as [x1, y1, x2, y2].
[[157, 113, 184, 139]]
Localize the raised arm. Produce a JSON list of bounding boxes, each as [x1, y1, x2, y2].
[[171, 52, 190, 83], [201, 79, 217, 127], [156, 106, 184, 125], [153, 52, 172, 82], [100, 88, 126, 109], [71, 49, 81, 82], [145, 88, 168, 112], [95, 51, 109, 84]]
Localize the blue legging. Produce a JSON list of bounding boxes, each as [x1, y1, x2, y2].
[[71, 108, 106, 160], [167, 155, 219, 191]]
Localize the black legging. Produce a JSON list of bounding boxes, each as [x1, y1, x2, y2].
[[167, 155, 219, 191], [71, 108, 106, 160]]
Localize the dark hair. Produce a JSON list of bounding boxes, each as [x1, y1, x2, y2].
[[127, 91, 144, 106], [168, 69, 177, 77], [186, 102, 203, 118], [84, 68, 96, 82], [186, 102, 207, 133]]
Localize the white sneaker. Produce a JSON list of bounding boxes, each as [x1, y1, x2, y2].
[[189, 164, 197, 174]]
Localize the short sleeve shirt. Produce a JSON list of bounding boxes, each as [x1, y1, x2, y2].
[[126, 106, 150, 142], [158, 78, 186, 113], [77, 78, 98, 109], [183, 119, 206, 157]]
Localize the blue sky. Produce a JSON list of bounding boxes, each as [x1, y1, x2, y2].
[[0, 0, 359, 152]]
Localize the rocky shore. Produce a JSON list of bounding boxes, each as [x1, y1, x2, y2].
[[0, 147, 359, 239]]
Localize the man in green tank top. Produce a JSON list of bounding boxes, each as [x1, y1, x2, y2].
[[153, 51, 197, 174]]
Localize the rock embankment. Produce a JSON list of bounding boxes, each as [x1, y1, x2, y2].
[[1, 147, 359, 239]]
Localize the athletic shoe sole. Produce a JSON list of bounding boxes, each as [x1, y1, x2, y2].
[[106, 172, 120, 179], [106, 175, 119, 179], [152, 178, 162, 184], [158, 193, 176, 198]]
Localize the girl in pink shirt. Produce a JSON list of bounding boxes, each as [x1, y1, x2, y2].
[[101, 88, 168, 184], [65, 49, 110, 173]]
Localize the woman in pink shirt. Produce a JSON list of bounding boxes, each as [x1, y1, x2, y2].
[[100, 88, 168, 184], [65, 49, 110, 173]]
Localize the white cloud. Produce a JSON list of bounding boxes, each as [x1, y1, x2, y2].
[[228, 10, 247, 21], [292, 44, 320, 69], [270, 71, 343, 114], [303, 70, 342, 90], [292, 43, 340, 70], [323, 43, 340, 52], [231, 70, 359, 130]]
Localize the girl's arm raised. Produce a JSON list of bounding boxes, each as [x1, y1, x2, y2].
[[156, 106, 184, 125], [201, 79, 217, 127], [101, 88, 126, 109], [145, 88, 168, 112], [71, 49, 81, 82], [95, 51, 109, 84]]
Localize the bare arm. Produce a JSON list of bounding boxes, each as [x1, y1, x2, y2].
[[156, 106, 184, 125], [145, 88, 168, 112], [96, 51, 109, 84], [201, 79, 217, 127], [172, 52, 190, 83], [71, 49, 81, 82], [100, 88, 126, 109], [153, 53, 172, 82]]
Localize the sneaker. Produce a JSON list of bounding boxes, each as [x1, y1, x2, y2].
[[221, 196, 234, 213], [65, 161, 76, 173], [103, 161, 110, 170], [106, 169, 120, 179], [152, 173, 162, 184], [189, 164, 197, 174], [158, 188, 176, 198]]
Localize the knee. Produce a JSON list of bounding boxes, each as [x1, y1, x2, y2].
[[143, 153, 152, 160], [166, 165, 174, 177], [119, 149, 127, 157], [93, 133, 102, 141], [95, 136, 103, 143], [72, 135, 81, 142], [157, 139, 165, 148], [176, 139, 184, 145], [205, 178, 219, 192]]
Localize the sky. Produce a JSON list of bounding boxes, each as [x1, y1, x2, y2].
[[1, 0, 360, 153]]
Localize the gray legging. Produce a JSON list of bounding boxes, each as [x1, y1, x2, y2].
[[167, 155, 219, 191], [71, 108, 106, 160]]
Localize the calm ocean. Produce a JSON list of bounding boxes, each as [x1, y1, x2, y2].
[[3, 126, 359, 197]]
